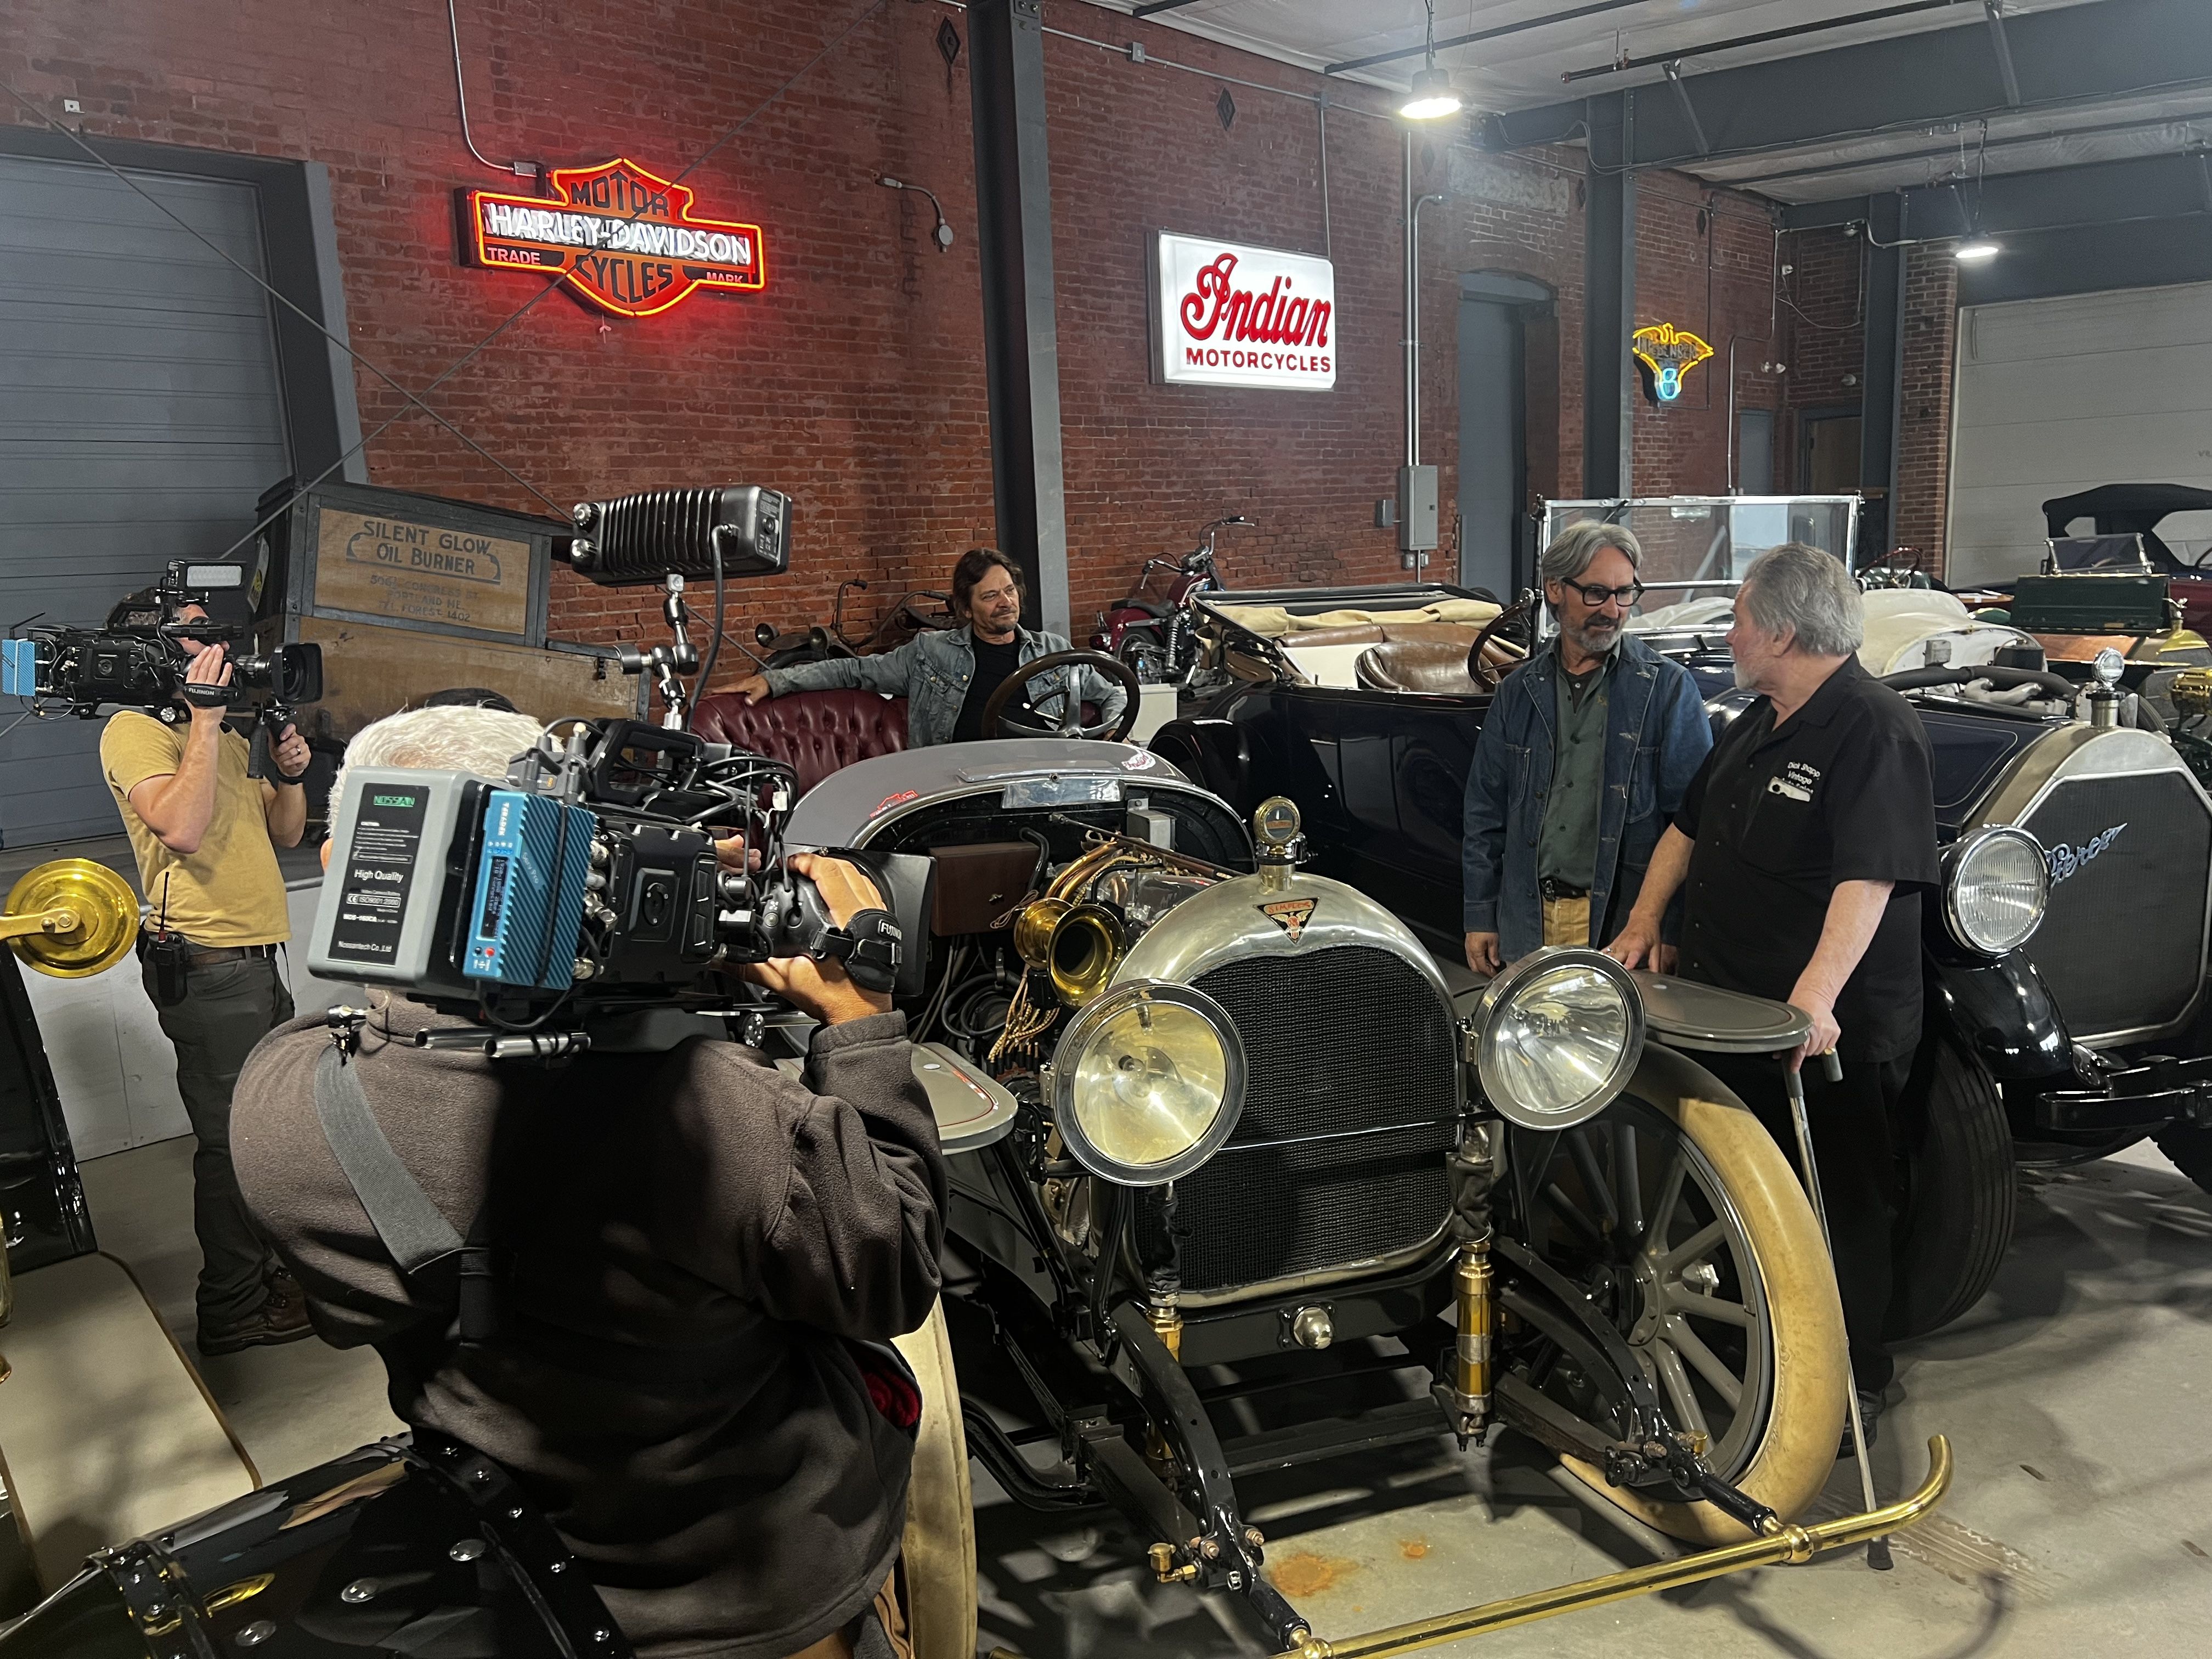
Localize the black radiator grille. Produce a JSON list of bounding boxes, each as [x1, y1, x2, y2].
[[1145, 945, 1459, 1294], [2019, 770, 2210, 1039]]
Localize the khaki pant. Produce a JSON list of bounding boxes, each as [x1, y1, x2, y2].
[[1541, 894, 1592, 949]]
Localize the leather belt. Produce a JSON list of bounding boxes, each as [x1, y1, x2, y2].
[[1539, 878, 1590, 902], [162, 941, 280, 966]]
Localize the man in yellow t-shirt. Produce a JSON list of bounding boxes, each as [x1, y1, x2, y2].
[[99, 603, 316, 1356]]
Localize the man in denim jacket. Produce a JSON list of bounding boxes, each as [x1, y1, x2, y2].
[[735, 548, 1127, 745], [1462, 522, 1712, 974]]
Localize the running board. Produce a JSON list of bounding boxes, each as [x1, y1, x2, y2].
[[1273, 1437, 1954, 1659]]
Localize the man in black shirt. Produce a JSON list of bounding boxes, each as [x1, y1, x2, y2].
[[1607, 543, 1939, 1441]]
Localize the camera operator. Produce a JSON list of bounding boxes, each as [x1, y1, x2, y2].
[[232, 707, 947, 1659], [98, 599, 314, 1356]]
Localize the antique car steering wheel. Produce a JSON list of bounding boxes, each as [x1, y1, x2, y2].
[[1466, 593, 1538, 690], [980, 649, 1142, 741]]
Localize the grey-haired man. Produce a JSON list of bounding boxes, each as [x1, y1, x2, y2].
[[1460, 521, 1712, 973], [1606, 543, 1940, 1443]]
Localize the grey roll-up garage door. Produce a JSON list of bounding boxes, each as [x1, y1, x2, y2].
[[0, 154, 291, 847]]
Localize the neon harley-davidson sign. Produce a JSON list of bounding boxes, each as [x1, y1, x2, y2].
[[1154, 233, 1335, 390], [466, 158, 766, 319]]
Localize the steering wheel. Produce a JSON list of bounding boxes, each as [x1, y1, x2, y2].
[[1466, 593, 1538, 690], [979, 649, 1142, 742]]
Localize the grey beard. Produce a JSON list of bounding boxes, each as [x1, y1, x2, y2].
[[1564, 620, 1621, 658], [1732, 657, 1759, 690]]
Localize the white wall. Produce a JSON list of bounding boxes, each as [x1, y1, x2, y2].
[[1946, 280, 2212, 587], [24, 878, 359, 1160]]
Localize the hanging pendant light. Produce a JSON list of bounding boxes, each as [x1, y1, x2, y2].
[[1400, 2, 1463, 121]]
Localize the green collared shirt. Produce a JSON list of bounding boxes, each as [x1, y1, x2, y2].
[[1536, 650, 1613, 888]]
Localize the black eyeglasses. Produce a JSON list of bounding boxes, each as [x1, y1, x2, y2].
[[1560, 579, 1645, 607]]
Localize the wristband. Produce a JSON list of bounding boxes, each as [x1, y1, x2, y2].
[[815, 907, 903, 993]]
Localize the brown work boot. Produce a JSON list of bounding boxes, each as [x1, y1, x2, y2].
[[198, 1285, 314, 1356]]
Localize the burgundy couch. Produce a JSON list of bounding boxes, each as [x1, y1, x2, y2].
[[691, 688, 908, 796]]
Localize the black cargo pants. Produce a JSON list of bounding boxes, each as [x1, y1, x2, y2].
[[1694, 1049, 1909, 1397], [142, 949, 295, 1329]]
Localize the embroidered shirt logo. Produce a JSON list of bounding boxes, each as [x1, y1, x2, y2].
[[1766, 759, 1822, 802], [2047, 822, 2126, 884], [1260, 898, 1317, 941]]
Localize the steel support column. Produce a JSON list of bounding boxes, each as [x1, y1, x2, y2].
[[968, 0, 1070, 635], [1858, 195, 1908, 564], [1582, 95, 1635, 499]]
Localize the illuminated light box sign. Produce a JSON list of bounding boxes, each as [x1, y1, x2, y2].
[[466, 157, 766, 319], [1152, 232, 1335, 391], [1632, 322, 1714, 403]]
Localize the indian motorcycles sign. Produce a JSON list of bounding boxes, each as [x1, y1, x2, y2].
[[1152, 233, 1336, 391], [465, 158, 766, 319]]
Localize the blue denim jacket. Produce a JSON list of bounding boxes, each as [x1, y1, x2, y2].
[[1461, 631, 1712, 960], [761, 625, 1127, 747]]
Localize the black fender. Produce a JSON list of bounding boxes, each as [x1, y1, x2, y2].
[[1924, 946, 2075, 1081], [1150, 715, 1255, 816]]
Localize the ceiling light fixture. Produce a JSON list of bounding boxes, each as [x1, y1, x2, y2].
[[1954, 238, 2002, 262], [1400, 2, 1462, 122]]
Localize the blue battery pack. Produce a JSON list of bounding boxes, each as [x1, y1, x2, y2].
[[2, 637, 40, 698], [464, 791, 595, 991]]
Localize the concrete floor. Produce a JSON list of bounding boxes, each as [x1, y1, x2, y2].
[[63, 1135, 2212, 1657]]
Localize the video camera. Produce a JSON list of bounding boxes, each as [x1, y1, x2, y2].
[[307, 484, 930, 1057], [1, 560, 323, 777]]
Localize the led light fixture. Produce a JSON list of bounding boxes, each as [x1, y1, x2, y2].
[[1954, 239, 2002, 262], [1400, 2, 1462, 122]]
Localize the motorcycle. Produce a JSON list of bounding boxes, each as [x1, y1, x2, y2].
[[751, 578, 956, 670], [1091, 515, 1254, 684]]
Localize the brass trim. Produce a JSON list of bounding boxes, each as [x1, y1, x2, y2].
[[1278, 1437, 1953, 1659]]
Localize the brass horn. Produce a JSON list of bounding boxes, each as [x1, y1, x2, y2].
[[1012, 831, 1227, 1006]]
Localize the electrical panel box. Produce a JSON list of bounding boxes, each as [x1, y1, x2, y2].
[[1397, 465, 1438, 552], [2008, 574, 2171, 635]]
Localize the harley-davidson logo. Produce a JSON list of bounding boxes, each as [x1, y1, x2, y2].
[[1260, 897, 1317, 941], [467, 158, 766, 319], [2047, 822, 2126, 884]]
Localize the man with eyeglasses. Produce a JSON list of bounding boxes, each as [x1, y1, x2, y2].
[[1462, 522, 1712, 974]]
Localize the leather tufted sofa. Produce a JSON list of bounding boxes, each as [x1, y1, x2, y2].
[[691, 689, 909, 796]]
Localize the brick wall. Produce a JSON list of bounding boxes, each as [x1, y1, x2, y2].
[[1895, 242, 1961, 575], [1, 0, 1960, 677]]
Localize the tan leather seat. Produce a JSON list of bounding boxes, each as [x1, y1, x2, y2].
[[1355, 635, 1526, 693], [1356, 640, 1482, 693]]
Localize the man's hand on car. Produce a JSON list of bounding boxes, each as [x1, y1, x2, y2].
[[740, 853, 894, 1026], [1463, 931, 1502, 977], [1603, 913, 1665, 969], [733, 674, 771, 704]]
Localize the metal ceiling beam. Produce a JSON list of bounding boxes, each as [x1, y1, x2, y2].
[[1323, 0, 1651, 77], [1780, 147, 2212, 236], [1130, 1, 1205, 17], [1956, 211, 2212, 303], [1983, 2, 2023, 108], [1482, 0, 2212, 171], [1723, 109, 2212, 191]]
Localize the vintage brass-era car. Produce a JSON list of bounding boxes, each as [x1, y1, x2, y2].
[[0, 695, 1943, 1657]]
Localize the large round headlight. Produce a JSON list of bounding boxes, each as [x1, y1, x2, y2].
[[1046, 980, 1246, 1186], [1472, 949, 1644, 1130], [1944, 826, 2047, 955]]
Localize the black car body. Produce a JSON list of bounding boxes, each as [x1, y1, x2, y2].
[[1159, 582, 2212, 1331]]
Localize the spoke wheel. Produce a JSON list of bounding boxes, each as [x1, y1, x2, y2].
[[1508, 1046, 1848, 1541]]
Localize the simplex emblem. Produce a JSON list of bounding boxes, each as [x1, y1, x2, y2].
[[1261, 897, 1317, 941], [466, 158, 766, 319]]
